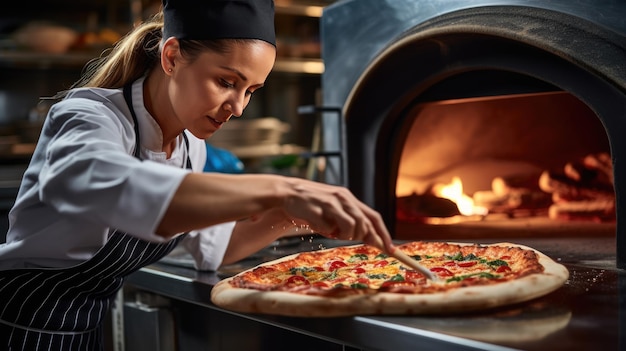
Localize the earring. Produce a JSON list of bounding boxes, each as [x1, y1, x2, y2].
[[168, 68, 173, 72]]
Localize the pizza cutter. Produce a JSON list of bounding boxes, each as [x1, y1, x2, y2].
[[369, 235, 439, 282]]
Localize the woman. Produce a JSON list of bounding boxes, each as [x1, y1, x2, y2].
[[0, 0, 394, 349]]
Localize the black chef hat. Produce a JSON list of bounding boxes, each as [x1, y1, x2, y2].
[[163, 0, 276, 46]]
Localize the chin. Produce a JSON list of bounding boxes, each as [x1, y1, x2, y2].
[[187, 128, 215, 140]]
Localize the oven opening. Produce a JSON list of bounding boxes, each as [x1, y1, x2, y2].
[[394, 88, 615, 240], [326, 3, 625, 267]]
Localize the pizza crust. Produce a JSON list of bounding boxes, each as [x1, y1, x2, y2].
[[210, 242, 569, 317]]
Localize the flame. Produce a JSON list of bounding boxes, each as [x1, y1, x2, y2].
[[432, 177, 488, 216]]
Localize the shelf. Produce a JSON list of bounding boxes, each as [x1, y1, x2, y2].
[[275, 3, 325, 18], [273, 58, 324, 74], [0, 50, 98, 69], [223, 143, 308, 159]]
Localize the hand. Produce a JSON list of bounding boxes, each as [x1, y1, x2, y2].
[[282, 179, 395, 253]]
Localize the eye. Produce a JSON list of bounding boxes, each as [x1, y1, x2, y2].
[[220, 78, 235, 88]]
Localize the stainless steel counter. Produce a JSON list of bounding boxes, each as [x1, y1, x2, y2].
[[125, 236, 624, 351]]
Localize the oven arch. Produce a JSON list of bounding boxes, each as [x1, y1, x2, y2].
[[340, 6, 626, 266]]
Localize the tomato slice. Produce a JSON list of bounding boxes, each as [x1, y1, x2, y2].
[[285, 275, 310, 286], [496, 265, 512, 273], [311, 281, 330, 288], [329, 260, 348, 271], [373, 260, 388, 268], [351, 267, 366, 274], [457, 261, 477, 268], [405, 269, 427, 281], [354, 246, 370, 254], [356, 277, 370, 284], [430, 267, 454, 276]]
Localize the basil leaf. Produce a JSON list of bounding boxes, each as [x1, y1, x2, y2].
[[463, 253, 479, 261], [323, 270, 338, 280], [389, 274, 405, 282], [487, 259, 509, 268], [367, 273, 388, 279], [289, 266, 319, 275], [446, 252, 464, 261], [348, 253, 369, 262], [446, 252, 480, 261]]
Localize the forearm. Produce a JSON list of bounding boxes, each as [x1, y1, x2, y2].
[[155, 172, 291, 238], [155, 170, 396, 256], [221, 213, 296, 265]]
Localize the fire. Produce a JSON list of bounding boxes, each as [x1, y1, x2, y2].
[[432, 177, 488, 216]]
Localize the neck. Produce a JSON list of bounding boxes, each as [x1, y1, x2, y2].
[[143, 70, 184, 155]]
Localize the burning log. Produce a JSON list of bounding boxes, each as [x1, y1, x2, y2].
[[539, 152, 615, 222], [539, 171, 614, 202], [566, 152, 613, 184], [396, 192, 461, 223], [473, 172, 552, 216], [397, 152, 615, 223]]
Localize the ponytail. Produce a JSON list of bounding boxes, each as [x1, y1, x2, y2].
[[52, 11, 164, 99]]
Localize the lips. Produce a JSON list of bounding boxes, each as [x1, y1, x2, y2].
[[208, 116, 224, 128]]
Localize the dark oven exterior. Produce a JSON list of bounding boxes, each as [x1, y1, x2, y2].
[[319, 0, 626, 268]]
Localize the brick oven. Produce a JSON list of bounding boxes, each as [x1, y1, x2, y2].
[[316, 0, 626, 268]]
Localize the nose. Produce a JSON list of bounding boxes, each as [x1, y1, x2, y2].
[[224, 91, 247, 118]]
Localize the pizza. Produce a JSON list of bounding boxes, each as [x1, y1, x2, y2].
[[210, 241, 569, 317]]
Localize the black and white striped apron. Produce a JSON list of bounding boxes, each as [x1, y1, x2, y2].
[[0, 83, 190, 351]]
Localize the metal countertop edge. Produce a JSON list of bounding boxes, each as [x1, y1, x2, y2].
[[125, 265, 523, 351]]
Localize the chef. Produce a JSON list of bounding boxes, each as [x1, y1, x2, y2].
[[0, 0, 394, 349]]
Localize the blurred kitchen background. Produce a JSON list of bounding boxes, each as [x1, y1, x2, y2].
[[0, 0, 335, 238]]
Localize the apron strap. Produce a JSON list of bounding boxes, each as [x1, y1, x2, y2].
[[123, 82, 192, 169], [122, 83, 142, 159]]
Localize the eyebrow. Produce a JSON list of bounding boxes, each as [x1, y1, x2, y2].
[[220, 66, 248, 81]]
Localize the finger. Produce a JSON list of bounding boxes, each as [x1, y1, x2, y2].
[[319, 187, 386, 244], [358, 205, 396, 253], [322, 191, 360, 240], [314, 209, 356, 240], [306, 216, 338, 237]]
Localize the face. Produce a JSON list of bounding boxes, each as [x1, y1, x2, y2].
[[163, 40, 276, 139]]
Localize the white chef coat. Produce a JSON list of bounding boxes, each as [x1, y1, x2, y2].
[[0, 77, 234, 271]]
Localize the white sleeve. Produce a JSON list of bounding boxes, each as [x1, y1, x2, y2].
[[181, 132, 234, 271], [181, 222, 235, 271], [38, 97, 189, 242]]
